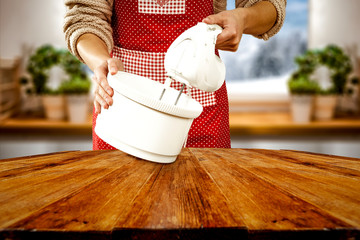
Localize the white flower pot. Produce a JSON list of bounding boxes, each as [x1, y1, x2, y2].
[[22, 94, 43, 114], [290, 95, 314, 123], [314, 95, 337, 121], [66, 94, 90, 123], [42, 95, 66, 121]]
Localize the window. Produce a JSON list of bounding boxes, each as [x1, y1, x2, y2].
[[221, 0, 308, 111]]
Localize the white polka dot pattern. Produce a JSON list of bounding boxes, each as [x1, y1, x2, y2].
[[112, 46, 216, 107], [139, 0, 185, 14], [185, 83, 231, 148], [92, 0, 231, 150], [112, 0, 214, 53], [93, 82, 231, 150]]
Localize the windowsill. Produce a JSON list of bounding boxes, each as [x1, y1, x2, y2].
[[229, 94, 290, 112], [226, 75, 290, 112], [0, 118, 92, 135], [230, 112, 360, 136], [1, 112, 360, 137]]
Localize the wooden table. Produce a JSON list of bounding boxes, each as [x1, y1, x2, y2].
[[0, 149, 359, 240]]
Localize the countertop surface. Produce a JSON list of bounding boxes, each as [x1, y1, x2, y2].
[[0, 148, 359, 239], [1, 112, 360, 136]]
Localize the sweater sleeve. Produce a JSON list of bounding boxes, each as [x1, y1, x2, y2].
[[214, 0, 286, 40], [237, 0, 287, 40], [63, 0, 114, 62]]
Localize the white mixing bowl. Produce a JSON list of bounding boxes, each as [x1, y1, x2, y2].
[[95, 71, 203, 163]]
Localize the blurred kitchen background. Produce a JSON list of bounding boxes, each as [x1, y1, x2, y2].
[[1, 0, 360, 159]]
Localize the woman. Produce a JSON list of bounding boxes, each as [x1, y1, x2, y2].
[[64, 0, 286, 150]]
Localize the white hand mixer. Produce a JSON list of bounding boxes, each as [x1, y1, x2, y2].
[[160, 22, 226, 105], [95, 22, 226, 163]]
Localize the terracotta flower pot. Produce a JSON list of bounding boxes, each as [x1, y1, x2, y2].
[[42, 95, 66, 121], [314, 95, 337, 121]]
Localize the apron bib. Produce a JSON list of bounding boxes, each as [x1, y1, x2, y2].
[[93, 0, 231, 149]]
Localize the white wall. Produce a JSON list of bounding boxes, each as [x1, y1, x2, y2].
[[309, 0, 360, 55], [0, 0, 66, 59]]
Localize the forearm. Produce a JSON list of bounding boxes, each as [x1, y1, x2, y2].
[[76, 33, 111, 72], [63, 0, 114, 62], [240, 1, 277, 36], [77, 33, 123, 113]]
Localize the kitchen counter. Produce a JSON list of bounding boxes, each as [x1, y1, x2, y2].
[[0, 118, 92, 135], [229, 112, 360, 136], [0, 148, 359, 239], [1, 112, 360, 136]]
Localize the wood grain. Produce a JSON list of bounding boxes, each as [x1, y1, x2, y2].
[[114, 149, 244, 229], [0, 148, 359, 239], [190, 148, 352, 230]]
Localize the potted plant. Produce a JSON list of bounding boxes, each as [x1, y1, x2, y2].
[[41, 87, 66, 121], [26, 45, 66, 120], [24, 44, 89, 120], [60, 76, 91, 123], [313, 87, 337, 121], [23, 45, 59, 117], [288, 74, 319, 123], [291, 44, 353, 120], [26, 45, 60, 96]]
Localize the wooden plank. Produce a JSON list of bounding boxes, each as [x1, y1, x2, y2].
[[0, 82, 18, 91], [2, 112, 360, 136], [114, 148, 245, 229], [0, 151, 79, 162], [190, 148, 352, 230], [238, 149, 360, 206], [0, 118, 92, 135], [199, 148, 360, 228], [280, 149, 360, 170], [7, 155, 162, 231], [227, 149, 360, 176], [0, 151, 96, 175], [0, 151, 133, 228], [229, 112, 360, 136], [0, 151, 129, 180], [0, 148, 359, 239]]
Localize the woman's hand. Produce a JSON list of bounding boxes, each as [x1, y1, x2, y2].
[[76, 33, 125, 114], [92, 58, 124, 114], [202, 8, 245, 52], [202, 1, 277, 52]]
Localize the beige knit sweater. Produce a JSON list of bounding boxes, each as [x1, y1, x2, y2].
[[64, 0, 286, 61]]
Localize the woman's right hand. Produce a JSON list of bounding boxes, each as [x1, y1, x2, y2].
[[93, 58, 124, 114]]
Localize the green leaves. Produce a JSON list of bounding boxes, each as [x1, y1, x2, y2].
[[290, 44, 352, 95], [288, 75, 319, 95], [26, 44, 89, 95], [59, 77, 91, 94]]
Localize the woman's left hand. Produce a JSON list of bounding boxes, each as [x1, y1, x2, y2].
[[202, 9, 245, 52]]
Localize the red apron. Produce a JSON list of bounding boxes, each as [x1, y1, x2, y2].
[[93, 0, 231, 149]]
